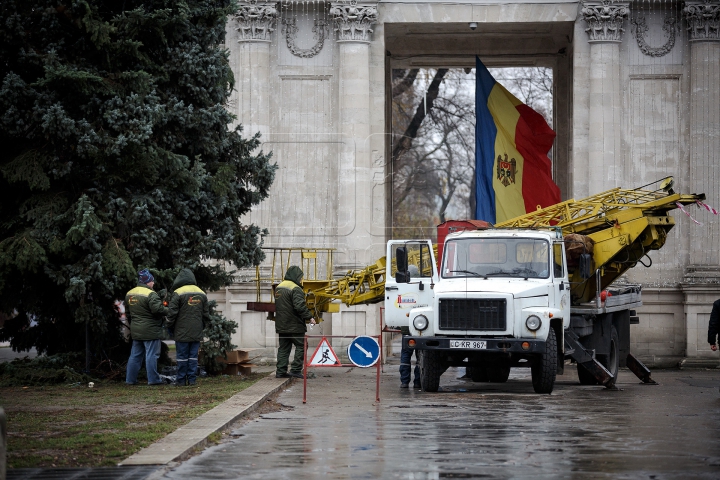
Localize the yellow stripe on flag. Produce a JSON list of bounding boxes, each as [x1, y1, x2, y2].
[[487, 84, 525, 223]]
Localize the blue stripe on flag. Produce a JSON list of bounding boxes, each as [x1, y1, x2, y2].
[[475, 56, 498, 224]]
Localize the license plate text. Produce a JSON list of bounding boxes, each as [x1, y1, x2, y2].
[[449, 340, 487, 349]]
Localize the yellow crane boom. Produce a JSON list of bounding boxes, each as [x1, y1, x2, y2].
[[248, 181, 706, 313], [496, 186, 705, 303]]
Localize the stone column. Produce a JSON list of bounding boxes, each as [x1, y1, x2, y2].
[[230, 1, 277, 359], [681, 1, 720, 366], [330, 1, 378, 270], [232, 0, 278, 136], [685, 1, 720, 267], [580, 1, 629, 194], [328, 1, 380, 351]]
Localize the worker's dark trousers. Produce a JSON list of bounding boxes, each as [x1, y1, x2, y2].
[[400, 343, 420, 387], [277, 333, 305, 374]]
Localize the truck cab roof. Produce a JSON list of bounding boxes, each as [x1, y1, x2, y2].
[[446, 228, 560, 241]]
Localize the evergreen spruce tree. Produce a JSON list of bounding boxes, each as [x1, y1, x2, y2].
[[0, 1, 276, 363]]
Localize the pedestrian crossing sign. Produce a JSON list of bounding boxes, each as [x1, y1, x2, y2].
[[308, 337, 341, 367]]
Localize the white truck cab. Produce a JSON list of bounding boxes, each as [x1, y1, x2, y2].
[[385, 228, 571, 394]]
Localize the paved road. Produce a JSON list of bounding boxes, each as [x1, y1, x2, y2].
[[159, 362, 720, 480]]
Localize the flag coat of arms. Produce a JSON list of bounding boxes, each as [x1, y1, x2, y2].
[[475, 57, 560, 224]]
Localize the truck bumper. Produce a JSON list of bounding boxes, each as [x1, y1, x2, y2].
[[403, 336, 546, 354]]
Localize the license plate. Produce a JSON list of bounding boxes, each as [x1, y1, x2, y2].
[[449, 340, 486, 349]]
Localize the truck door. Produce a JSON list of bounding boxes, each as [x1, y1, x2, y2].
[[553, 241, 571, 324], [384, 240, 437, 328]]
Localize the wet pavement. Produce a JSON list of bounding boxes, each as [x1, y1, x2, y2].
[[158, 361, 720, 480]]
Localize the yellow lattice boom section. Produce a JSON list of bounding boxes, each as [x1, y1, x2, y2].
[[496, 188, 703, 233], [305, 244, 438, 316], [497, 187, 706, 303], [249, 185, 706, 312], [246, 245, 439, 318]]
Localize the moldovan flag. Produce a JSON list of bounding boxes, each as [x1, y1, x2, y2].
[[475, 57, 560, 224]]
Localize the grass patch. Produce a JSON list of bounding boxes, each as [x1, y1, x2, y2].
[[206, 431, 222, 444], [0, 373, 268, 468]]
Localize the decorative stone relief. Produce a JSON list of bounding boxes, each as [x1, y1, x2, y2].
[[581, 1, 630, 43], [234, 0, 278, 42], [631, 15, 677, 57], [684, 0, 720, 41], [329, 0, 378, 42], [282, 16, 329, 58]]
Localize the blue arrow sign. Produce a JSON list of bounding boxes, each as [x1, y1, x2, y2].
[[347, 336, 380, 368]]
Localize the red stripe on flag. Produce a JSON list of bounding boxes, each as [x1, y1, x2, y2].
[[514, 104, 560, 213]]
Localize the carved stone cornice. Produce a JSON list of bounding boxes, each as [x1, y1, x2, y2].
[[581, 1, 630, 43], [683, 265, 720, 286], [329, 0, 378, 43], [233, 0, 278, 43], [631, 15, 677, 57], [683, 1, 720, 41]]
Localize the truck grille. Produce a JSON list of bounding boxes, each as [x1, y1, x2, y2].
[[438, 299, 507, 331]]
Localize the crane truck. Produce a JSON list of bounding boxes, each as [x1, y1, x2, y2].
[[246, 180, 705, 394], [385, 181, 705, 393]]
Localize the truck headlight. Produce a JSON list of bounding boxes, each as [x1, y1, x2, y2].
[[413, 315, 429, 331], [526, 315, 541, 331]]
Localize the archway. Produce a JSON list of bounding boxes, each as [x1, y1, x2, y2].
[[383, 20, 574, 240]]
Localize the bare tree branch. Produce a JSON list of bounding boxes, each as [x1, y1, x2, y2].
[[392, 68, 448, 162], [391, 69, 420, 97]]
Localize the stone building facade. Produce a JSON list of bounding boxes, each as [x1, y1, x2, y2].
[[212, 0, 720, 368]]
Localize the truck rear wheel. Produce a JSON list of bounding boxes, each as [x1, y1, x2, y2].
[[468, 364, 488, 382], [598, 326, 619, 379], [577, 363, 598, 385], [531, 328, 557, 394], [486, 365, 511, 383], [419, 350, 442, 392], [576, 326, 619, 385]]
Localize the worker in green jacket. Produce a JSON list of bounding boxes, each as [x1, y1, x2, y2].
[[167, 268, 210, 386], [275, 266, 316, 378], [125, 269, 169, 385]]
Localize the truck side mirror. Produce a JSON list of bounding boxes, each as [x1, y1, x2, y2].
[[579, 253, 592, 279], [395, 247, 409, 283]]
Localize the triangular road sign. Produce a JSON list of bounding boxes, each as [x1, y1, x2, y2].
[[308, 337, 341, 367]]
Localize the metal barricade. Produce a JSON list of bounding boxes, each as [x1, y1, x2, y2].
[[302, 335, 382, 403]]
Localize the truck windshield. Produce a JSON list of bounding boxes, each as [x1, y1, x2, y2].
[[442, 237, 550, 279]]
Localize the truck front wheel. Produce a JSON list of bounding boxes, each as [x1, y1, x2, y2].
[[531, 328, 557, 394], [419, 350, 442, 392]]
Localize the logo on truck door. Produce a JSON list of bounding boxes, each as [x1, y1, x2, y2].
[[395, 294, 418, 308]]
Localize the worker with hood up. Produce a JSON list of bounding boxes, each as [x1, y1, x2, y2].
[[274, 265, 316, 378], [167, 268, 210, 386]]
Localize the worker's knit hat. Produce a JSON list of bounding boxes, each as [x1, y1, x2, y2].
[[138, 269, 155, 285]]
